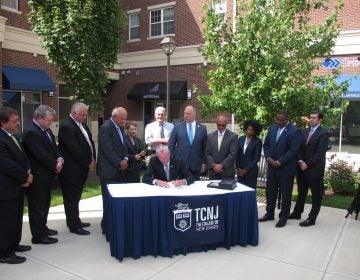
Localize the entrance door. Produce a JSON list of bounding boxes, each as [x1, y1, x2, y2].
[[2, 90, 41, 131]]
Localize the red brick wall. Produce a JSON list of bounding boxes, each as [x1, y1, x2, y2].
[[0, 0, 32, 30]]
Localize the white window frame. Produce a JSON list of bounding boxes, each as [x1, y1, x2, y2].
[[1, 0, 18, 11], [148, 4, 175, 38], [212, 0, 226, 19], [128, 10, 141, 41]]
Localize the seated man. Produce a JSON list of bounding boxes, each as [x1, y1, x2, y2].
[[143, 145, 195, 187]]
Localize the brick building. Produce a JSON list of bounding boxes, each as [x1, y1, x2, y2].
[[1, 0, 359, 144]]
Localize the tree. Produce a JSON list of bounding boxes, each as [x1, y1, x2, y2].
[[28, 0, 126, 111], [196, 0, 347, 128]]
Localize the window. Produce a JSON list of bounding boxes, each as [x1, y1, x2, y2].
[[129, 13, 140, 40], [1, 0, 18, 10], [150, 6, 174, 37], [212, 0, 226, 19]]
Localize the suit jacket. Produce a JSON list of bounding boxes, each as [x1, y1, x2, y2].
[[58, 116, 95, 179], [22, 121, 62, 188], [142, 156, 195, 185], [236, 136, 262, 171], [97, 120, 127, 181], [168, 121, 207, 172], [0, 129, 30, 200], [125, 136, 143, 170], [206, 129, 238, 178], [263, 123, 301, 176], [298, 126, 329, 178]]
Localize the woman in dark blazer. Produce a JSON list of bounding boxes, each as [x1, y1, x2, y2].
[[124, 122, 146, 183], [236, 120, 262, 189]]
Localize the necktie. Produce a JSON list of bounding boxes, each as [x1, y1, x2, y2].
[[79, 123, 94, 158], [44, 129, 52, 143], [160, 123, 165, 138], [10, 135, 22, 151], [306, 128, 314, 145], [188, 123, 193, 144], [116, 126, 124, 144], [164, 164, 170, 181], [218, 132, 223, 151], [276, 128, 282, 142]]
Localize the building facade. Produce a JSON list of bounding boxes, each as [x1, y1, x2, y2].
[[1, 0, 359, 146]]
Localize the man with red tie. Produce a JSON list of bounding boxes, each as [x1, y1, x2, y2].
[[289, 110, 330, 226]]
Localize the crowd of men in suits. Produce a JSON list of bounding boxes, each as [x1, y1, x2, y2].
[[0, 102, 329, 264]]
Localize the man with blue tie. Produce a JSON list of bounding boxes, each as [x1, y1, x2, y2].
[[97, 107, 128, 229], [260, 110, 302, 227], [289, 110, 329, 226], [168, 105, 207, 180]]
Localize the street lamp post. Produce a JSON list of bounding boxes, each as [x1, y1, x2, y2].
[[160, 36, 177, 120]]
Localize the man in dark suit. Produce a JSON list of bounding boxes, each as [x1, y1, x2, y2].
[[168, 105, 207, 180], [97, 107, 128, 227], [22, 105, 63, 245], [206, 114, 238, 179], [58, 102, 96, 235], [289, 110, 329, 226], [260, 110, 302, 227], [0, 107, 33, 264], [143, 145, 195, 187]]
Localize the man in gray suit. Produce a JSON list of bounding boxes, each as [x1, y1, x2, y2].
[[97, 107, 128, 229], [206, 115, 238, 180], [168, 105, 207, 180]]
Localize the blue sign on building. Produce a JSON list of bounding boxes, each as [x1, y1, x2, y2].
[[322, 58, 341, 69]]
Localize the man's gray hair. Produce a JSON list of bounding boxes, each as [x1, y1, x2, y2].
[[33, 105, 56, 119], [154, 106, 166, 116], [71, 102, 88, 114], [155, 144, 169, 153]]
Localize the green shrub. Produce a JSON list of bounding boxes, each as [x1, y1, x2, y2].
[[325, 158, 357, 195]]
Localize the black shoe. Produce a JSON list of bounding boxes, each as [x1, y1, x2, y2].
[[259, 214, 274, 222], [0, 254, 26, 264], [80, 222, 90, 228], [32, 236, 58, 244], [299, 218, 315, 227], [70, 227, 90, 235], [275, 220, 287, 228], [15, 245, 32, 252], [45, 228, 58, 236], [288, 212, 301, 220]]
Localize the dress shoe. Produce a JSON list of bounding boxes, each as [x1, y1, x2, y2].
[[0, 254, 26, 264], [70, 227, 90, 235], [32, 236, 58, 244], [46, 228, 58, 236], [299, 218, 315, 227], [80, 222, 90, 228], [258, 214, 274, 222], [288, 212, 301, 220], [275, 219, 287, 228], [15, 245, 32, 252]]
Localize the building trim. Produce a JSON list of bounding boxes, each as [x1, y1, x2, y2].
[[333, 30, 360, 55], [147, 1, 176, 10], [127, 8, 141, 14], [0, 16, 7, 43]]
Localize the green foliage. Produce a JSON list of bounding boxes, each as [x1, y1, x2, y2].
[[325, 158, 358, 195], [197, 0, 346, 128], [28, 0, 126, 111]]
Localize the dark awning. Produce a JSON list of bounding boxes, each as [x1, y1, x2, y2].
[[127, 81, 187, 100], [337, 74, 360, 100], [2, 65, 56, 92]]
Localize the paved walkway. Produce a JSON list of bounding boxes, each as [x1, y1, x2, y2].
[[1, 195, 360, 280]]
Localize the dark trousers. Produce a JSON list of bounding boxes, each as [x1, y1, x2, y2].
[[60, 171, 88, 230], [238, 168, 258, 189], [189, 169, 201, 181], [293, 173, 323, 221], [26, 184, 52, 238], [0, 193, 24, 257], [266, 171, 295, 221]]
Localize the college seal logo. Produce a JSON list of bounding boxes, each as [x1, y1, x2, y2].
[[173, 203, 192, 232]]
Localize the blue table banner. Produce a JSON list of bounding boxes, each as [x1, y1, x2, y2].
[[168, 195, 225, 249]]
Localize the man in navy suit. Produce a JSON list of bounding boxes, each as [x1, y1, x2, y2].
[[58, 102, 96, 235], [22, 105, 63, 245], [206, 114, 238, 179], [260, 110, 302, 227], [168, 105, 207, 180], [0, 107, 33, 264], [289, 110, 329, 226], [143, 145, 194, 187]]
